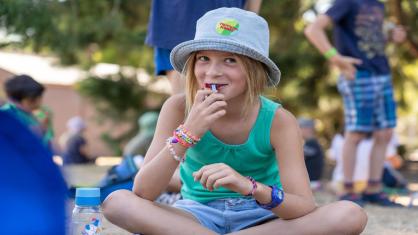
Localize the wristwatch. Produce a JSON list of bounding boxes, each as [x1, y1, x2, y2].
[[256, 185, 284, 210]]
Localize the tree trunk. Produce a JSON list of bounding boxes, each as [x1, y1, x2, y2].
[[389, 0, 418, 57]]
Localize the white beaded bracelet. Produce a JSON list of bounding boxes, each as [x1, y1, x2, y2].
[[166, 136, 185, 163]]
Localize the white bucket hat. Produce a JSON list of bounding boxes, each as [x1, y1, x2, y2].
[[170, 7, 281, 86]]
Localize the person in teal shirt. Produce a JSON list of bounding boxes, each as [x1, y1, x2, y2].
[[34, 105, 55, 145], [102, 8, 367, 234], [1, 74, 49, 145]]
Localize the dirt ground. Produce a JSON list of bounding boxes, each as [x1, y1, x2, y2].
[[64, 163, 418, 235]]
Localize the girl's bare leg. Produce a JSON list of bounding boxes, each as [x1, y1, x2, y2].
[[103, 190, 216, 235], [230, 201, 367, 235]]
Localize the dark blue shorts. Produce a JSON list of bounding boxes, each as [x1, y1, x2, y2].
[[337, 71, 397, 132], [154, 47, 174, 75]]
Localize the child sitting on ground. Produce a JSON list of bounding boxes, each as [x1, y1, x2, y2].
[[102, 8, 367, 235], [1, 74, 50, 146]]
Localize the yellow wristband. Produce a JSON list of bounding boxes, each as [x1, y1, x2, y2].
[[324, 47, 338, 60]]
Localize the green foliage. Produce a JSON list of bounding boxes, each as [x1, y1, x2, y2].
[[0, 0, 55, 51], [101, 132, 123, 156], [1, 0, 417, 149], [76, 73, 148, 122], [76, 74, 149, 154], [0, 0, 152, 68]]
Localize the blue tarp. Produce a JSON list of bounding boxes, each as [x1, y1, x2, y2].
[[0, 111, 67, 235]]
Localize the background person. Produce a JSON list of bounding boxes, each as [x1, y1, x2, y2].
[[145, 0, 262, 94], [61, 116, 95, 165], [123, 111, 159, 159], [304, 0, 406, 206], [1, 74, 50, 145], [34, 105, 57, 152], [97, 111, 182, 204], [298, 118, 324, 191], [329, 132, 408, 194]]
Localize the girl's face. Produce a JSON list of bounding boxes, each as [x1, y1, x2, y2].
[[194, 50, 247, 100]]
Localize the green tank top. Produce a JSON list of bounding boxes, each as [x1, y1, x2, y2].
[[180, 96, 282, 202]]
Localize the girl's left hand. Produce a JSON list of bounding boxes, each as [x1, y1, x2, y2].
[[193, 163, 252, 195]]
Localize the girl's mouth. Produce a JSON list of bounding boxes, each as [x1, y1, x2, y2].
[[204, 83, 227, 91]]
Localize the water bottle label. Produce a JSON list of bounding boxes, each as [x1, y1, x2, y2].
[[81, 217, 101, 235]]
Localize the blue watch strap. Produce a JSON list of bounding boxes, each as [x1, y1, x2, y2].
[[256, 185, 284, 210]]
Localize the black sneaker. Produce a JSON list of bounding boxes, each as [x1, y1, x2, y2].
[[339, 193, 365, 207], [362, 192, 404, 207]]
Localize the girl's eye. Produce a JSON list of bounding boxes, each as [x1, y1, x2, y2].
[[197, 56, 209, 61], [225, 58, 237, 63]]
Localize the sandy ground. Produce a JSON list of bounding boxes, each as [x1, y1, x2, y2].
[[64, 164, 418, 235]]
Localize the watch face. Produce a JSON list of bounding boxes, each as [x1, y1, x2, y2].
[[278, 190, 284, 200]]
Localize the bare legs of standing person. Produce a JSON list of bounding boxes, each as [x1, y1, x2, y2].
[[342, 131, 366, 195], [366, 129, 393, 193], [342, 129, 393, 194], [341, 129, 399, 206]]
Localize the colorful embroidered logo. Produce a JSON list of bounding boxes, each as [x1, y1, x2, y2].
[[216, 19, 239, 36]]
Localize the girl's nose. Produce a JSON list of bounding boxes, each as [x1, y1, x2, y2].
[[206, 63, 223, 77]]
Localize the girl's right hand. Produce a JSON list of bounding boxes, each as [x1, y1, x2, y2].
[[183, 89, 227, 138]]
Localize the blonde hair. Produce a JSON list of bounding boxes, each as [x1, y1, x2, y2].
[[183, 52, 268, 116]]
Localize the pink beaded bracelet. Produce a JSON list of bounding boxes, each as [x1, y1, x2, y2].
[[245, 176, 257, 196], [173, 130, 193, 148], [166, 136, 185, 163], [173, 125, 201, 148]]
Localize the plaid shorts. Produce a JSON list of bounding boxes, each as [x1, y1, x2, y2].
[[337, 71, 397, 132]]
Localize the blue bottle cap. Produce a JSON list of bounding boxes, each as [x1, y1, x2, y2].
[[75, 187, 101, 206]]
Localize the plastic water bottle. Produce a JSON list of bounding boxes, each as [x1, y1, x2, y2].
[[72, 188, 103, 235]]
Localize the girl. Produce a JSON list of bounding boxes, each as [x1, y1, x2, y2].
[[103, 8, 367, 235]]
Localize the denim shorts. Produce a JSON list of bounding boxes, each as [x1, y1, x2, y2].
[[173, 198, 277, 234], [154, 47, 174, 75], [337, 70, 397, 132]]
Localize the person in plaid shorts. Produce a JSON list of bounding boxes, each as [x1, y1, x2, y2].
[[305, 0, 407, 206]]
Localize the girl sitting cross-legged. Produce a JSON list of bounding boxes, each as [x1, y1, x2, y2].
[[103, 7, 367, 235]]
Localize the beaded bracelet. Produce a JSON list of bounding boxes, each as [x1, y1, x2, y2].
[[180, 125, 201, 141], [173, 130, 193, 148], [166, 136, 185, 163], [173, 132, 190, 147], [245, 176, 257, 196], [256, 185, 284, 210], [173, 125, 201, 148], [174, 128, 195, 147]]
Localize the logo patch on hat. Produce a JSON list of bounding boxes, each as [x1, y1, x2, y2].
[[215, 19, 239, 36]]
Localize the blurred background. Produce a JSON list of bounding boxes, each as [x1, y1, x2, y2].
[[1, 1, 417, 234], [0, 0, 416, 161]]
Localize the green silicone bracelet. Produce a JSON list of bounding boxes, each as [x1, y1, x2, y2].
[[324, 47, 338, 60]]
